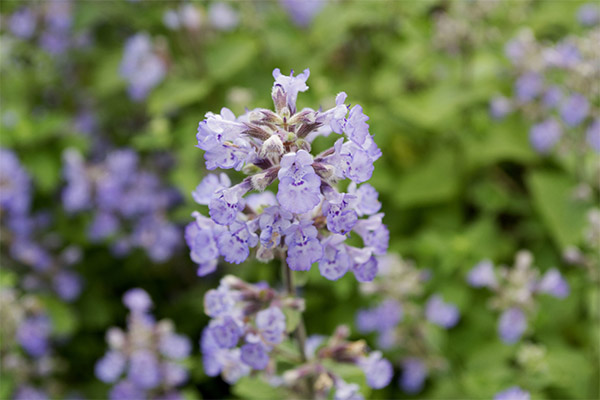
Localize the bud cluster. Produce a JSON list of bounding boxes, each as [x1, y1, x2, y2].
[[467, 251, 569, 343], [186, 68, 388, 281], [95, 289, 192, 400], [1, 148, 83, 302], [355, 254, 460, 394], [62, 148, 180, 262], [490, 11, 600, 156]]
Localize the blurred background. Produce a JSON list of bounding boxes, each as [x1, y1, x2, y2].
[[0, 0, 598, 399]]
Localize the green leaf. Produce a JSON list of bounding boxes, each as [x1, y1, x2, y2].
[[232, 376, 288, 400], [394, 150, 459, 207], [42, 296, 78, 336], [148, 79, 211, 115], [206, 37, 258, 82], [283, 307, 302, 333], [527, 171, 588, 249]]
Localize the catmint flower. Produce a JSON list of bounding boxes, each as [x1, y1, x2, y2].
[[536, 268, 569, 298], [586, 119, 600, 152], [95, 289, 191, 398], [0, 148, 31, 216], [334, 380, 364, 400], [400, 358, 427, 394], [498, 307, 527, 344], [240, 342, 269, 370], [489, 96, 511, 120], [494, 386, 531, 400], [120, 33, 166, 101], [529, 118, 562, 153], [359, 351, 393, 389], [13, 386, 49, 400], [256, 306, 287, 345], [559, 94, 589, 127], [577, 3, 600, 26], [356, 299, 403, 333], [208, 2, 239, 31], [425, 295, 460, 328], [188, 69, 386, 281], [467, 260, 497, 288], [280, 0, 325, 27], [16, 315, 52, 358], [52, 271, 83, 301], [515, 73, 543, 102], [542, 86, 563, 109], [9, 8, 37, 39]]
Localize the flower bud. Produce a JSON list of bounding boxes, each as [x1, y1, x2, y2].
[[106, 327, 126, 349], [259, 135, 285, 160], [256, 245, 275, 262]]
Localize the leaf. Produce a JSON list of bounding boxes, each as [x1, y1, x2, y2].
[[283, 308, 302, 333], [148, 79, 211, 115], [232, 376, 287, 400], [394, 150, 459, 207], [205, 37, 258, 82], [42, 296, 78, 337], [321, 359, 370, 398], [527, 171, 589, 249]]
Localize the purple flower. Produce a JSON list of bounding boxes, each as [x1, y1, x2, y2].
[[256, 306, 286, 345], [95, 351, 126, 383], [400, 358, 427, 394], [209, 316, 242, 349], [280, 0, 325, 27], [425, 295, 460, 328], [162, 362, 188, 386], [560, 94, 589, 127], [217, 220, 258, 264], [494, 386, 531, 400], [0, 148, 31, 216], [120, 33, 166, 101], [334, 380, 364, 400], [319, 235, 351, 280], [128, 350, 161, 389], [13, 386, 48, 400], [9, 8, 37, 39], [323, 190, 358, 235], [241, 342, 269, 370], [272, 68, 310, 112], [577, 3, 600, 26], [17, 316, 51, 358], [586, 119, 600, 152], [192, 173, 231, 205], [542, 86, 563, 109], [284, 221, 322, 271], [160, 333, 192, 360], [498, 307, 527, 343], [62, 149, 92, 213], [347, 183, 381, 216], [123, 288, 152, 313], [208, 2, 239, 31], [204, 287, 235, 318], [352, 214, 389, 255], [185, 215, 221, 274], [537, 268, 569, 298], [360, 351, 393, 389], [52, 271, 83, 301], [109, 380, 146, 400], [352, 256, 378, 282], [515, 73, 543, 103], [490, 96, 512, 120], [259, 206, 293, 249], [467, 260, 497, 288], [529, 118, 562, 153], [209, 181, 251, 225], [356, 299, 403, 334], [277, 150, 321, 214]]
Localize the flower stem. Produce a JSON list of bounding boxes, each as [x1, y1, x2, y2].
[[281, 258, 314, 398]]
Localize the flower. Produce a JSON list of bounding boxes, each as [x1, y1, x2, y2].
[[498, 307, 527, 344], [494, 386, 531, 400]]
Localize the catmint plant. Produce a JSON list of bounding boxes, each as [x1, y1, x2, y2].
[[95, 288, 192, 400], [201, 275, 393, 398], [0, 288, 59, 400], [61, 148, 181, 262], [186, 68, 388, 281], [355, 254, 460, 394], [1, 148, 83, 302], [467, 251, 569, 344], [490, 22, 600, 158]]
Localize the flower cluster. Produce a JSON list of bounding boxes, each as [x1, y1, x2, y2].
[[0, 288, 58, 400], [62, 148, 181, 262], [490, 10, 600, 155], [467, 251, 569, 344], [1, 148, 83, 302], [95, 288, 192, 400], [200, 276, 392, 398], [355, 254, 460, 394], [120, 33, 168, 101], [6, 0, 76, 55], [186, 68, 388, 281]]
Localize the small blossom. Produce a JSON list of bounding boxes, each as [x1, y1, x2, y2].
[[498, 307, 527, 344]]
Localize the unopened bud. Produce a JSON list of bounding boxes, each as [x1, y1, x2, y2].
[[107, 327, 126, 349], [314, 373, 334, 392], [272, 84, 287, 114], [251, 167, 279, 192], [256, 245, 275, 262], [259, 135, 285, 160]]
